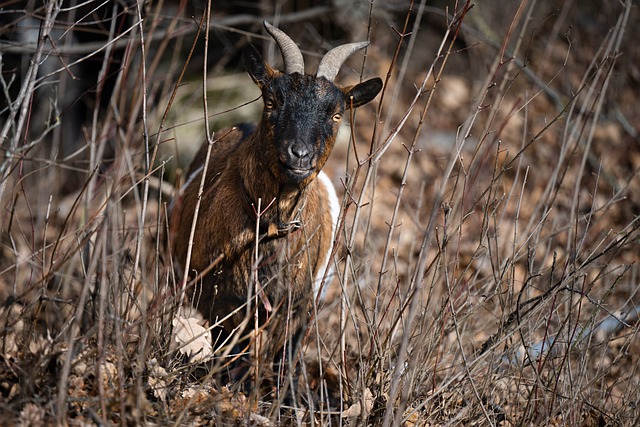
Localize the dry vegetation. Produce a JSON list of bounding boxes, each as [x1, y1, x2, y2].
[[1, 0, 639, 425]]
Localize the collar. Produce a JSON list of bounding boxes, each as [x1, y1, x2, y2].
[[240, 182, 303, 240]]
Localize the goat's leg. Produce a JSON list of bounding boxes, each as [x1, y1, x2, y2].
[[270, 325, 306, 404]]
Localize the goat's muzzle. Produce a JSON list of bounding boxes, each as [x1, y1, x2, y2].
[[279, 141, 316, 182]]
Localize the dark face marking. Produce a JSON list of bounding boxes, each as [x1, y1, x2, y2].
[[243, 43, 382, 188], [259, 73, 345, 186]]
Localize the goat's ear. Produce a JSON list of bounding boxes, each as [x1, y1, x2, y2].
[[244, 44, 276, 89], [343, 77, 383, 109]]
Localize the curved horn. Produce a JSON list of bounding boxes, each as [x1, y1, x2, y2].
[[263, 20, 304, 75], [316, 41, 369, 82]]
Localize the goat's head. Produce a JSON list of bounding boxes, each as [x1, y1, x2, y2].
[[244, 21, 383, 187]]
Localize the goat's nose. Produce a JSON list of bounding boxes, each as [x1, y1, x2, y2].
[[289, 142, 311, 160]]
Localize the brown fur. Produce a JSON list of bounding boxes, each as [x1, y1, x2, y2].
[[170, 127, 334, 350]]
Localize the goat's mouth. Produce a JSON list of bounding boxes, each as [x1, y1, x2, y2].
[[281, 163, 314, 181]]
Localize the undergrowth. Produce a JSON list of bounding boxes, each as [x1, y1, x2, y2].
[[1, 0, 638, 425]]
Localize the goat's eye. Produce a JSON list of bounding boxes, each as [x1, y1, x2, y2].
[[265, 99, 275, 109], [332, 113, 342, 122]]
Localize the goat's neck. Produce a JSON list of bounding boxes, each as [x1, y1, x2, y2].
[[236, 136, 306, 226]]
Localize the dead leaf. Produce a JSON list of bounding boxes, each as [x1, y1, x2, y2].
[[100, 361, 118, 387], [172, 316, 213, 363], [341, 388, 373, 419], [3, 331, 20, 359], [148, 358, 169, 402], [172, 385, 211, 415], [19, 403, 46, 427], [0, 310, 24, 359], [27, 331, 52, 356]]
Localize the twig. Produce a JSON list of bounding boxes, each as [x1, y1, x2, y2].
[[0, 0, 60, 226]]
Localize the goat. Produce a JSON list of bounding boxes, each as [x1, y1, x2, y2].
[[169, 21, 382, 376]]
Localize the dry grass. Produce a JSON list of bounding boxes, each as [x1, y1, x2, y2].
[[1, 0, 639, 425]]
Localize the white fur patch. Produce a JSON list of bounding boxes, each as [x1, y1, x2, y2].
[[314, 170, 340, 300]]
